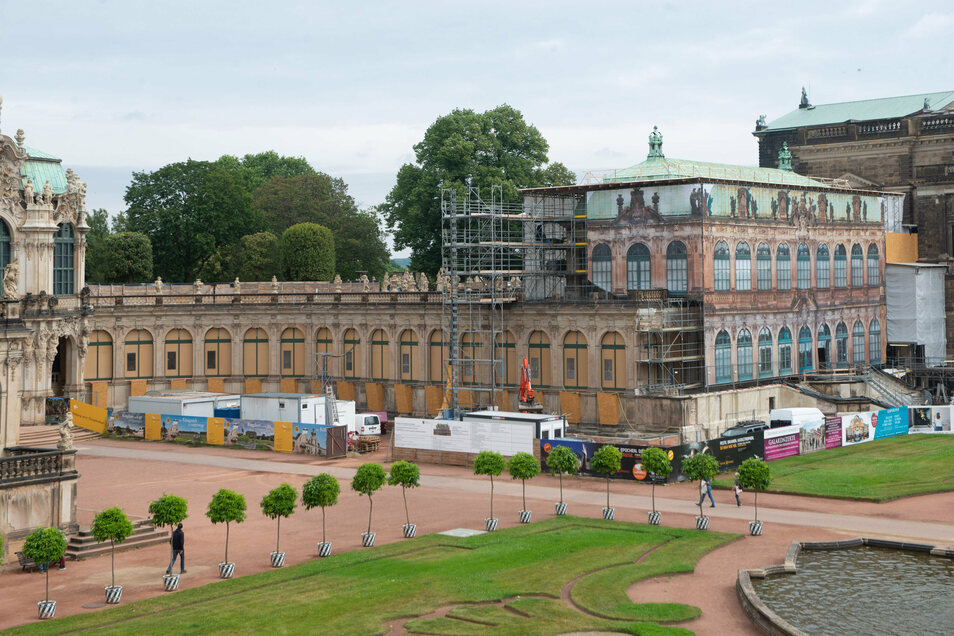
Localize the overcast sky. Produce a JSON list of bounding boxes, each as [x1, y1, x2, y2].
[[2, 1, 951, 255]]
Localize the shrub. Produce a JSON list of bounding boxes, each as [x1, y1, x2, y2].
[[591, 445, 622, 510], [640, 447, 672, 514], [91, 507, 135, 588], [387, 461, 421, 526], [352, 463, 387, 535], [281, 222, 335, 281], [473, 451, 506, 519], [22, 527, 67, 602], [545, 445, 579, 505], [260, 483, 298, 553], [206, 489, 247, 563], [737, 458, 772, 523], [682, 453, 719, 518], [507, 452, 540, 512], [302, 473, 340, 545]]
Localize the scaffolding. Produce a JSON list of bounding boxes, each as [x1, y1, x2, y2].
[[633, 294, 706, 394], [439, 187, 588, 411]]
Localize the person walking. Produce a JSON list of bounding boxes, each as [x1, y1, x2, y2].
[[733, 477, 743, 507], [166, 523, 186, 574], [699, 478, 716, 508]]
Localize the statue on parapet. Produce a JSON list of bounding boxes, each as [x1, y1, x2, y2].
[[154, 277, 163, 294], [57, 410, 75, 451], [3, 259, 19, 299], [359, 273, 370, 292]]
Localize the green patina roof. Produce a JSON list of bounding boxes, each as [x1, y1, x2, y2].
[[759, 90, 954, 132], [604, 156, 827, 188], [19, 145, 68, 194]]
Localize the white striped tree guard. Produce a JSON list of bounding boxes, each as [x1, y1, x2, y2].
[[37, 600, 56, 619], [105, 585, 123, 604], [555, 502, 568, 516], [270, 551, 286, 568], [361, 532, 376, 547], [749, 520, 764, 536], [219, 562, 235, 579], [403, 523, 417, 538], [602, 507, 615, 521], [317, 542, 333, 557], [696, 516, 709, 530], [485, 518, 498, 532], [162, 574, 179, 591], [648, 511, 661, 526], [518, 510, 532, 524]]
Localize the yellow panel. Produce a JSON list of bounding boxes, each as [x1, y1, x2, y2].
[[207, 377, 225, 393], [144, 413, 162, 440], [885, 233, 917, 263], [337, 381, 355, 401], [366, 383, 384, 411], [90, 381, 109, 409], [597, 392, 619, 427], [245, 378, 262, 394], [170, 378, 188, 389], [70, 399, 107, 434], [280, 378, 298, 393], [560, 391, 581, 425], [394, 384, 413, 414], [129, 379, 147, 396], [206, 417, 225, 445], [274, 420, 293, 453], [425, 385, 443, 416]]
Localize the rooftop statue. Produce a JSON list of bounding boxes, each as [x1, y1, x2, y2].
[[647, 126, 664, 159], [799, 87, 810, 109], [778, 142, 793, 172]]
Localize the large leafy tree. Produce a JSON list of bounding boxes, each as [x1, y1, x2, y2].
[[216, 151, 315, 193], [255, 173, 389, 279], [124, 159, 263, 282], [84, 208, 110, 283], [281, 223, 335, 281], [235, 231, 281, 281], [381, 104, 575, 275], [102, 232, 153, 283]]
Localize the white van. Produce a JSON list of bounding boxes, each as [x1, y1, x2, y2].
[[769, 407, 825, 429]]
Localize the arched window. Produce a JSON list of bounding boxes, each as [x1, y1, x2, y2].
[[869, 319, 882, 364], [428, 330, 446, 383], [666, 241, 688, 294], [798, 327, 813, 373], [817, 324, 831, 370], [495, 331, 516, 386], [735, 242, 752, 291], [0, 220, 10, 278], [205, 328, 232, 377], [816, 244, 830, 289], [852, 321, 865, 365], [756, 243, 771, 290], [54, 223, 75, 296], [315, 327, 333, 377], [243, 328, 269, 377], [796, 243, 811, 290], [758, 328, 773, 378], [778, 327, 793, 375], [563, 331, 588, 389], [399, 329, 419, 382], [461, 333, 482, 385], [776, 243, 791, 290], [851, 244, 864, 287], [370, 329, 390, 380], [343, 328, 361, 379], [165, 328, 194, 378], [528, 330, 551, 387], [124, 328, 153, 379], [834, 244, 847, 288], [592, 243, 611, 292], [280, 327, 305, 377], [835, 322, 849, 369], [600, 332, 625, 390], [714, 240, 730, 291], [737, 328, 753, 381], [867, 244, 880, 286], [715, 330, 731, 383], [84, 330, 113, 381], [626, 243, 651, 290]]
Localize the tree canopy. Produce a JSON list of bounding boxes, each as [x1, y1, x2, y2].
[[84, 208, 110, 283], [234, 231, 281, 281], [381, 104, 575, 275], [281, 223, 335, 281], [102, 232, 153, 283]]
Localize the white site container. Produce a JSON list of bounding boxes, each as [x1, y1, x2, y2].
[[462, 410, 568, 440], [127, 392, 241, 417], [240, 393, 356, 427]]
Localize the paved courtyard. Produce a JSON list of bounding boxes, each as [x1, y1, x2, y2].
[[2, 436, 952, 634]]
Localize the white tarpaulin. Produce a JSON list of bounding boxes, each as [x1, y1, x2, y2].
[[394, 417, 534, 456], [885, 263, 946, 365]]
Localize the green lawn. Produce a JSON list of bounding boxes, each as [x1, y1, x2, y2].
[[10, 517, 735, 636], [714, 434, 954, 501]]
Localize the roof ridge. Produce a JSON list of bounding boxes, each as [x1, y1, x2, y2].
[[805, 89, 954, 109]]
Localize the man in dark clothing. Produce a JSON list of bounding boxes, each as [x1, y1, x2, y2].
[[166, 523, 186, 574]]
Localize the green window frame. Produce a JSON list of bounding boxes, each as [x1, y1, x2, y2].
[[54, 223, 75, 296]]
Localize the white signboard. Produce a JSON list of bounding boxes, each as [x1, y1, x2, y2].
[[842, 412, 876, 446], [395, 417, 534, 456]]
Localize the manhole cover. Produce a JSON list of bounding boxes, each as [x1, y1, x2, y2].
[[81, 602, 106, 609]]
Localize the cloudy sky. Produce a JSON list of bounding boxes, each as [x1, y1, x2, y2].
[[2, 1, 951, 254]]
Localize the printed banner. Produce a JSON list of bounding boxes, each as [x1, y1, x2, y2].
[[70, 399, 108, 434], [798, 416, 826, 455], [396, 417, 534, 456], [824, 417, 843, 450], [842, 412, 876, 446], [908, 407, 932, 432], [107, 411, 145, 437], [874, 406, 908, 440], [764, 425, 800, 461], [929, 406, 951, 432], [145, 413, 161, 440]]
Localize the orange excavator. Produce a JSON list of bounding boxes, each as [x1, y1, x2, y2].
[[518, 357, 543, 413]]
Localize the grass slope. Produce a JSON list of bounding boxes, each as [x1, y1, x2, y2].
[[715, 434, 954, 501], [9, 517, 735, 636]]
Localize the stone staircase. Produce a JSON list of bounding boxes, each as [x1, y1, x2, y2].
[[18, 424, 100, 447], [66, 519, 170, 561]]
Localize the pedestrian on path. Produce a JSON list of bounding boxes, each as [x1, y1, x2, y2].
[[166, 523, 186, 574], [699, 478, 716, 508], [733, 476, 743, 507]]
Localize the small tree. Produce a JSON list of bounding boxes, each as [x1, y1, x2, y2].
[[22, 527, 67, 603], [260, 483, 297, 554], [352, 463, 387, 535], [206, 489, 247, 564], [148, 493, 188, 567], [281, 222, 335, 281], [545, 445, 579, 505], [473, 451, 506, 519], [591, 445, 622, 510], [302, 473, 339, 545], [737, 458, 772, 524], [387, 461, 421, 526], [507, 452, 540, 512], [682, 453, 720, 519], [641, 447, 672, 514], [91, 508, 134, 589]]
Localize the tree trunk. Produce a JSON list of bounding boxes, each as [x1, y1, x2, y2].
[[606, 478, 610, 509], [111, 539, 115, 588], [45, 567, 50, 602], [367, 495, 373, 535], [754, 490, 759, 523], [489, 475, 494, 519], [402, 487, 409, 526], [559, 474, 564, 505], [225, 522, 230, 563], [276, 516, 281, 553], [321, 507, 326, 544], [522, 480, 526, 511], [651, 481, 656, 514]]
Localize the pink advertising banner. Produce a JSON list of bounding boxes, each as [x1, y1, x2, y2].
[[764, 425, 801, 461], [824, 417, 843, 450]]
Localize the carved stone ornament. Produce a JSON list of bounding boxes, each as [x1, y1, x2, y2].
[[2, 258, 18, 298]]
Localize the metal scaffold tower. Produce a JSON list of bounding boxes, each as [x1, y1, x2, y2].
[[439, 186, 587, 412]]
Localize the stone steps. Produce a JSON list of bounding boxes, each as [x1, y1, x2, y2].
[[66, 519, 169, 561], [18, 425, 100, 448]]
